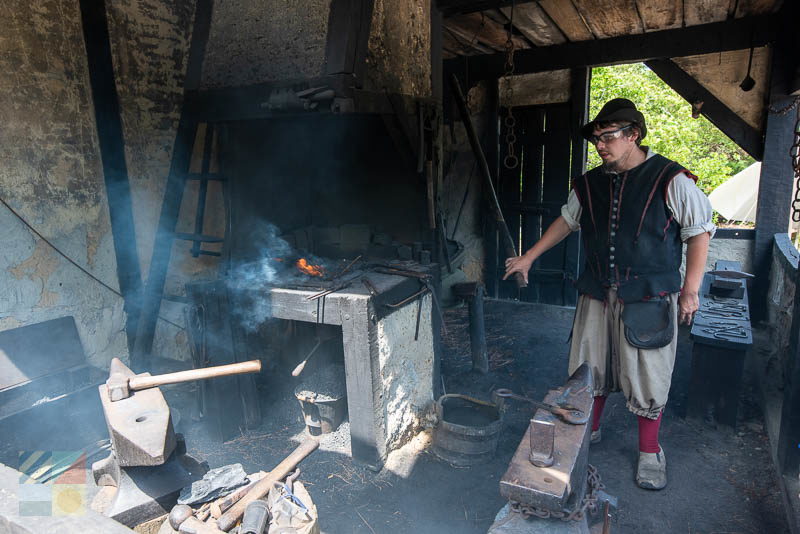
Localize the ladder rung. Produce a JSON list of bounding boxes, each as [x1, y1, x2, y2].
[[175, 233, 224, 243], [197, 250, 222, 257], [186, 173, 226, 182], [163, 294, 190, 304]]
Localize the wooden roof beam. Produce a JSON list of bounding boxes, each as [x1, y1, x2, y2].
[[645, 59, 763, 159], [438, 0, 538, 17], [444, 14, 778, 80]]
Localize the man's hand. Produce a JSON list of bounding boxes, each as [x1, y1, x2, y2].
[[678, 290, 699, 325], [503, 255, 533, 284]]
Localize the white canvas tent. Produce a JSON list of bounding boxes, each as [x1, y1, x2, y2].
[[708, 162, 760, 223]]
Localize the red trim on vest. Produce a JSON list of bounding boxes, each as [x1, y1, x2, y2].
[[635, 162, 676, 241]]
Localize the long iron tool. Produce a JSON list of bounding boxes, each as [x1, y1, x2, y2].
[[449, 73, 527, 289], [494, 388, 589, 425]]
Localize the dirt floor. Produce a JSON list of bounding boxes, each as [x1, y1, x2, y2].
[[170, 298, 789, 534]]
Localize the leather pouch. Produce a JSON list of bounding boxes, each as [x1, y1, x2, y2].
[[621, 297, 673, 349]]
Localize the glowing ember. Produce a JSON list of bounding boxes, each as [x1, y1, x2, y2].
[[296, 258, 325, 277]]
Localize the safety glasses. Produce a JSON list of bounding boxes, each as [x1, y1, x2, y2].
[[588, 124, 632, 146]]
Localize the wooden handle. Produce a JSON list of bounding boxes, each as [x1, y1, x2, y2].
[[217, 439, 319, 531], [128, 360, 261, 391], [209, 472, 266, 519], [184, 516, 224, 534]]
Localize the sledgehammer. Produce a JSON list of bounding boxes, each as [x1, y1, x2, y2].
[[106, 357, 261, 401], [169, 504, 225, 534]]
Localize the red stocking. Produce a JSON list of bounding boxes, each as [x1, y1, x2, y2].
[[637, 411, 663, 453], [591, 396, 607, 432]]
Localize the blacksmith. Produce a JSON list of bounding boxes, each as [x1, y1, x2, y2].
[[504, 98, 714, 490]]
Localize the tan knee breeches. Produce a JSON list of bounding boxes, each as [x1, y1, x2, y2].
[[567, 289, 679, 419]]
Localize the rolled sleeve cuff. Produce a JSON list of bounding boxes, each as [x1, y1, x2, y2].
[[561, 204, 581, 231], [680, 222, 716, 242]]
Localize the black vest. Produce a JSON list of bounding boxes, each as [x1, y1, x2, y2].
[[572, 154, 689, 302]]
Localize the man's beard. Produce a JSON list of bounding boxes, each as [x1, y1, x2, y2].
[[602, 158, 622, 174], [601, 145, 635, 174]]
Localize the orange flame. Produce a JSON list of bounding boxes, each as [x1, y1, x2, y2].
[[296, 258, 325, 277]]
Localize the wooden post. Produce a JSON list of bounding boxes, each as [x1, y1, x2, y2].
[[468, 284, 488, 374], [564, 67, 590, 306], [78, 0, 142, 352], [752, 65, 797, 320], [485, 79, 501, 298], [778, 246, 800, 476]]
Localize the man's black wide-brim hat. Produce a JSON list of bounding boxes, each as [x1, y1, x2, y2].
[[581, 98, 647, 141]]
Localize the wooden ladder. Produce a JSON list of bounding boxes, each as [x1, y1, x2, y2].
[[132, 119, 226, 368]]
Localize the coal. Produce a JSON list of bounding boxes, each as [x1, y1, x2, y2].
[[177, 463, 249, 505], [295, 364, 346, 402]]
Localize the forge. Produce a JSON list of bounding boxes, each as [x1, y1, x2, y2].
[[1, 0, 798, 532]]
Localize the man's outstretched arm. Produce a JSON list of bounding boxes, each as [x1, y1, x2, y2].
[[503, 216, 574, 284], [679, 232, 710, 324]]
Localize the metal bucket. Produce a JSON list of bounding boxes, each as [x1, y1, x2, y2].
[[432, 394, 503, 466], [294, 388, 346, 436]]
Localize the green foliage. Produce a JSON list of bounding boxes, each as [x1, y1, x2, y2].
[[588, 63, 754, 194]]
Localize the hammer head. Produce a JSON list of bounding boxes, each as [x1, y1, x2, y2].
[[169, 504, 194, 530], [106, 357, 134, 401]]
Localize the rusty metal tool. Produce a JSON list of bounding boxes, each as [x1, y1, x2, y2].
[[332, 255, 362, 278], [372, 266, 432, 280], [106, 357, 262, 401], [217, 439, 319, 531], [169, 504, 225, 533], [602, 499, 611, 534], [306, 271, 362, 301], [361, 277, 379, 296], [494, 388, 589, 425]]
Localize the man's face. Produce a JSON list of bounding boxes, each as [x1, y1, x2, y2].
[[591, 123, 637, 171]]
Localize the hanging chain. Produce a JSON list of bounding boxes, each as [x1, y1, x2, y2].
[[510, 464, 605, 521], [502, 1, 519, 169], [790, 105, 800, 223]]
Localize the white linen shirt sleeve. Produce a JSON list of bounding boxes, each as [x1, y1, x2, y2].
[[666, 172, 716, 241], [560, 189, 582, 232]]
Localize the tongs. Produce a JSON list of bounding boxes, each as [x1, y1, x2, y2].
[[494, 388, 590, 425]]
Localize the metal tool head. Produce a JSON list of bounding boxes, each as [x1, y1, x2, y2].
[[708, 269, 754, 279], [493, 388, 589, 425], [169, 504, 194, 529], [107, 357, 133, 401], [550, 406, 590, 425], [99, 358, 176, 467], [500, 363, 594, 511]]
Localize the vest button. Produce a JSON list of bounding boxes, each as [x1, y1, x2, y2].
[[612, 207, 618, 212], [610, 263, 616, 269], [610, 247, 615, 252]]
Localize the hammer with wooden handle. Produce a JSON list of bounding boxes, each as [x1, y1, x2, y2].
[[217, 439, 319, 531], [106, 358, 261, 401], [169, 504, 225, 534]]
